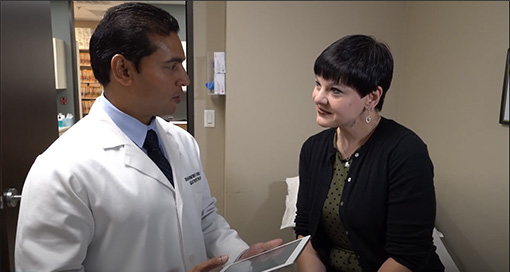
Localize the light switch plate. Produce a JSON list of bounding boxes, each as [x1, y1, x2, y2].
[[204, 110, 215, 127]]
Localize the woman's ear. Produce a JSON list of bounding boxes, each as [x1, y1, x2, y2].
[[366, 86, 383, 109], [110, 54, 134, 86]]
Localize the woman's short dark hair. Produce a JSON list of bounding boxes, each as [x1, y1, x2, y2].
[[89, 2, 180, 86], [314, 34, 393, 111]]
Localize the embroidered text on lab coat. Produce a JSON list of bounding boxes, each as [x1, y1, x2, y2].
[[185, 172, 201, 185]]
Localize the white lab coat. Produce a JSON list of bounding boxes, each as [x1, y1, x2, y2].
[[15, 99, 248, 272]]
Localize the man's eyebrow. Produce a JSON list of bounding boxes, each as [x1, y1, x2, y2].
[[164, 57, 185, 63]]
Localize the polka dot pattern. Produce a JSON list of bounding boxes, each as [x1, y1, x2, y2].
[[318, 134, 361, 271]]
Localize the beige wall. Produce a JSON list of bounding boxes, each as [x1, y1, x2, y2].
[[401, 2, 509, 271], [224, 0, 406, 243], [193, 1, 228, 212], [194, 1, 509, 271]]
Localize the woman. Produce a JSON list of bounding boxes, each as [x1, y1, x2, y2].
[[295, 34, 444, 271]]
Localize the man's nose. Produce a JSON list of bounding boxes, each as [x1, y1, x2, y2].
[[179, 68, 190, 87]]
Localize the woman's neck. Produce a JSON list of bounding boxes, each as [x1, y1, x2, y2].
[[336, 114, 381, 159]]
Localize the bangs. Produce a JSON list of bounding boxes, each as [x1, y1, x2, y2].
[[314, 55, 345, 84], [314, 54, 374, 93]]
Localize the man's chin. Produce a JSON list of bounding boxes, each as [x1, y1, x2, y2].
[[155, 109, 177, 120]]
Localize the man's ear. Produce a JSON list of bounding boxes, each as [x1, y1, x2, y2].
[[110, 54, 134, 86], [366, 86, 383, 109]]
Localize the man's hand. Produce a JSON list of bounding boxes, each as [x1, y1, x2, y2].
[[240, 238, 284, 260], [189, 238, 283, 272], [190, 255, 228, 272]]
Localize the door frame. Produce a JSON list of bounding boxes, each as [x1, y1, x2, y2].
[[185, 1, 195, 136]]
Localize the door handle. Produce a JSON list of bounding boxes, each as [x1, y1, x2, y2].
[[2, 188, 22, 208]]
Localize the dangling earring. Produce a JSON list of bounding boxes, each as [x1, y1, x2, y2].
[[365, 107, 373, 124]]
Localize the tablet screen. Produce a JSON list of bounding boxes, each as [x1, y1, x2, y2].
[[221, 236, 309, 272]]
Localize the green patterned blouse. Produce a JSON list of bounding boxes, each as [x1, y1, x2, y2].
[[320, 133, 362, 271]]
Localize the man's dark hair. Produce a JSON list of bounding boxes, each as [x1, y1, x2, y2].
[[89, 2, 180, 86]]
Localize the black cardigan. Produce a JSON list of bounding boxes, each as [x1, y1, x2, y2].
[[295, 117, 444, 271]]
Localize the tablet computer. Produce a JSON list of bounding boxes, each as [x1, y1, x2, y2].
[[219, 235, 310, 272]]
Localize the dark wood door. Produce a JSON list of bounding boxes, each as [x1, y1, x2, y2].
[[0, 1, 59, 270]]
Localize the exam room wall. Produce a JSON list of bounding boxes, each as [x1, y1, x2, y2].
[[223, 1, 405, 245], [193, 1, 228, 212], [194, 1, 509, 271], [400, 2, 509, 271]]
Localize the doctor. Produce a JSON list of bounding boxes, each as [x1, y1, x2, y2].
[[15, 2, 281, 272]]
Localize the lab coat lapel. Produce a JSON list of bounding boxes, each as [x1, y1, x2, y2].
[[123, 144, 174, 190], [155, 120, 184, 212], [155, 121, 181, 188], [154, 121, 189, 245], [89, 101, 174, 190]]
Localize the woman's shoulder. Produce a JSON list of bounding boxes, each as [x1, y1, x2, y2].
[[378, 117, 421, 138], [375, 117, 428, 149], [300, 128, 337, 159], [303, 127, 336, 145]]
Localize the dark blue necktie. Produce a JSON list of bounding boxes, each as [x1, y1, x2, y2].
[[143, 129, 174, 186]]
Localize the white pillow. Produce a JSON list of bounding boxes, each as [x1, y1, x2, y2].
[[280, 176, 300, 229]]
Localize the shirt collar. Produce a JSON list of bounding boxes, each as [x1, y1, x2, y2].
[[100, 93, 156, 149]]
